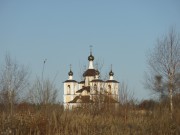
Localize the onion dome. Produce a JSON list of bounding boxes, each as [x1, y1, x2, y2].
[[88, 54, 94, 61], [88, 45, 94, 61], [109, 64, 114, 76], [109, 70, 114, 76], [68, 70, 73, 76], [68, 64, 73, 76]]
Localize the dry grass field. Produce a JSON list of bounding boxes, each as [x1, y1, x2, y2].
[[0, 101, 180, 135]]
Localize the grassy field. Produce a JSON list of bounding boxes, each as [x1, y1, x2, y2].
[[0, 102, 180, 135]]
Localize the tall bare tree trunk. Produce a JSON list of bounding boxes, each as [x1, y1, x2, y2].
[[0, 54, 29, 114], [169, 88, 173, 118], [169, 74, 173, 118], [145, 28, 180, 119]]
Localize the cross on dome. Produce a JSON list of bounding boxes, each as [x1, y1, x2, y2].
[[90, 45, 93, 54]]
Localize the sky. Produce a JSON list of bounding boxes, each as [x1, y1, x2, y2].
[[0, 0, 180, 102]]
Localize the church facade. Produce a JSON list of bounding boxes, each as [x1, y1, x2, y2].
[[63, 50, 119, 110]]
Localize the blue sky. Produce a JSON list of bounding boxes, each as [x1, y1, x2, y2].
[[0, 0, 180, 102]]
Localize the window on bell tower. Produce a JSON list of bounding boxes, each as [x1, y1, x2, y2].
[[67, 85, 71, 95]]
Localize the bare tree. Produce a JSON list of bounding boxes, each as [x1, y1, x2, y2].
[[78, 63, 86, 81], [0, 54, 29, 114], [145, 28, 180, 117], [28, 77, 58, 105], [27, 59, 58, 105], [118, 82, 135, 123], [119, 82, 134, 105], [94, 58, 104, 77]]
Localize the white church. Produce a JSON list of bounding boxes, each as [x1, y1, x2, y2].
[[63, 49, 119, 110]]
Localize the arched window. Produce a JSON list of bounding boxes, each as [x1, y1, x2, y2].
[[108, 85, 111, 94], [67, 85, 71, 94]]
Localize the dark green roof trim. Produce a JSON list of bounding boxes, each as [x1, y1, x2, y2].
[[106, 80, 119, 83], [64, 80, 77, 83], [91, 79, 104, 82]]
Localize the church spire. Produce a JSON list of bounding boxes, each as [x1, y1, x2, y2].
[[88, 45, 94, 69], [90, 45, 92, 55], [109, 64, 114, 80], [68, 64, 73, 80]]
